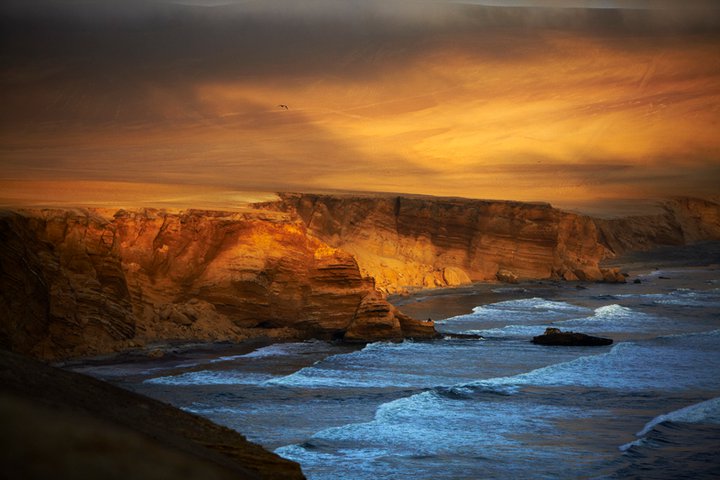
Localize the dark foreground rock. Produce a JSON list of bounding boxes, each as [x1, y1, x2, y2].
[[532, 328, 613, 346], [0, 349, 305, 480]]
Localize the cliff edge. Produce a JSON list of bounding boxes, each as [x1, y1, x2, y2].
[[274, 193, 626, 293], [2, 195, 718, 359], [595, 197, 720, 256], [0, 207, 435, 361]]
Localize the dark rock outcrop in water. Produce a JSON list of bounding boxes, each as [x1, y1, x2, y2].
[[0, 349, 305, 480], [0, 208, 434, 360], [532, 328, 613, 346]]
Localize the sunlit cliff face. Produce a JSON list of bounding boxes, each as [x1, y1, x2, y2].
[[1, 1, 719, 211]]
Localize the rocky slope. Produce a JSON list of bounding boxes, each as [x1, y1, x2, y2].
[[0, 207, 435, 360], [0, 348, 305, 480], [272, 193, 626, 293]]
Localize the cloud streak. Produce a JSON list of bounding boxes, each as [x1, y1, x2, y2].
[[1, 1, 719, 211]]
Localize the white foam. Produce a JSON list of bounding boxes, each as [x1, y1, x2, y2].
[[183, 404, 248, 416], [358, 340, 420, 353], [464, 345, 618, 390], [637, 396, 720, 437], [278, 387, 595, 466], [144, 370, 273, 385], [210, 340, 330, 363], [620, 396, 720, 451], [593, 304, 633, 318], [555, 303, 663, 333], [460, 303, 655, 337], [436, 298, 590, 328], [471, 297, 590, 314], [461, 325, 547, 338], [263, 366, 434, 389], [616, 288, 720, 307], [462, 333, 720, 392], [264, 339, 495, 389]]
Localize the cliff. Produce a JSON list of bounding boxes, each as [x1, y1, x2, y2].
[[594, 197, 720, 256], [0, 208, 435, 360], [273, 193, 625, 293], [3, 195, 718, 360]]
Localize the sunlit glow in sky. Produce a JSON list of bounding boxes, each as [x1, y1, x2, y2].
[[1, 0, 719, 212]]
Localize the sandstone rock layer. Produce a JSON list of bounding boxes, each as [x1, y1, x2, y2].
[[274, 194, 624, 293], [3, 195, 718, 359], [595, 197, 720, 255], [0, 208, 432, 360]]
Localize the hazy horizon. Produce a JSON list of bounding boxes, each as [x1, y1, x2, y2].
[[2, 0, 719, 213]]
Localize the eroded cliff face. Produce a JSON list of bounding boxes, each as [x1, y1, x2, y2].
[[4, 195, 717, 359], [0, 208, 434, 360], [595, 197, 720, 255], [274, 194, 624, 293]]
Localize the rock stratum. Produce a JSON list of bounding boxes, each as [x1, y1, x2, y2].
[[270, 194, 610, 293], [595, 197, 720, 255], [270, 194, 720, 294], [2, 195, 719, 360], [0, 207, 435, 361]]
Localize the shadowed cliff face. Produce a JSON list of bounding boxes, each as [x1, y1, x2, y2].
[[595, 197, 720, 255], [276, 193, 626, 293], [0, 208, 434, 360]]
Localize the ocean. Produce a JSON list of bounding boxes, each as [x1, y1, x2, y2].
[[73, 266, 720, 479]]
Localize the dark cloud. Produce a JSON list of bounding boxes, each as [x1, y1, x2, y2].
[[3, 0, 718, 127], [3, 1, 719, 81], [1, 0, 718, 206]]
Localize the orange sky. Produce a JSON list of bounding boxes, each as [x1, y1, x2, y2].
[[1, 1, 719, 214]]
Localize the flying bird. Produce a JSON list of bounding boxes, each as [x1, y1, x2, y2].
[[278, 104, 289, 110]]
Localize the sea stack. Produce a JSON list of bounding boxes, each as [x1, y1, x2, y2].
[[532, 328, 613, 346]]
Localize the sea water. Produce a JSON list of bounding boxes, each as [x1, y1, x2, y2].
[[75, 267, 720, 479]]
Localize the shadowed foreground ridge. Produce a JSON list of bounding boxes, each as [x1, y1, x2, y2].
[[0, 349, 305, 480]]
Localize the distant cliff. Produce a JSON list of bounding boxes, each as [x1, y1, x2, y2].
[[0, 208, 435, 360], [595, 197, 720, 256], [273, 193, 626, 293], [271, 194, 720, 293]]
